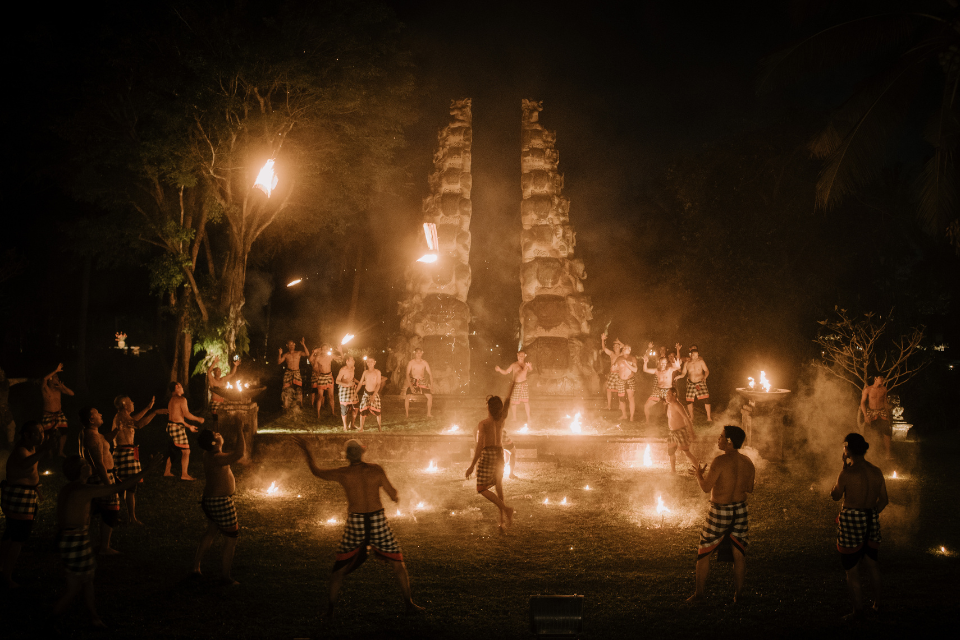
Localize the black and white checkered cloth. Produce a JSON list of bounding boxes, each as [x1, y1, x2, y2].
[[698, 501, 749, 560], [283, 369, 302, 388], [606, 371, 620, 390], [87, 471, 121, 511], [510, 381, 529, 402], [166, 421, 190, 448], [40, 410, 68, 431], [201, 495, 239, 535], [359, 389, 381, 414], [649, 384, 670, 402], [836, 508, 881, 552], [0, 482, 39, 520], [113, 445, 141, 482], [58, 527, 96, 578], [333, 509, 403, 573], [476, 446, 504, 492], [312, 372, 334, 389], [338, 383, 359, 406], [668, 428, 691, 450], [410, 377, 430, 394], [685, 379, 709, 401]]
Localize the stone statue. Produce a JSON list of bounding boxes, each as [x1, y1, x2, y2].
[[518, 101, 598, 396], [393, 99, 474, 394]]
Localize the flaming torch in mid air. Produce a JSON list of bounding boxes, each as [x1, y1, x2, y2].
[[253, 159, 279, 197], [341, 334, 354, 346], [417, 223, 440, 263]]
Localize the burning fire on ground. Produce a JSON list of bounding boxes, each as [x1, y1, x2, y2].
[[266, 482, 279, 495]]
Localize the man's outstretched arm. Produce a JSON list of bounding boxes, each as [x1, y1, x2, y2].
[[291, 436, 340, 481]]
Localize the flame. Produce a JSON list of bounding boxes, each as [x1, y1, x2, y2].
[[747, 377, 755, 390], [266, 482, 279, 495], [43, 471, 52, 475], [504, 461, 511, 477], [643, 444, 652, 467], [892, 471, 898, 479], [520, 424, 529, 434], [584, 484, 591, 490], [569, 412, 582, 434], [543, 498, 550, 505], [363, 355, 368, 361], [326, 517, 338, 525], [244, 383, 249, 388], [561, 497, 568, 505], [286, 279, 302, 287], [416, 501, 425, 510], [417, 223, 440, 262], [942, 546, 947, 554], [425, 460, 438, 473], [445, 425, 460, 434], [656, 494, 671, 514], [253, 159, 279, 197], [760, 371, 771, 392], [226, 382, 233, 390], [417, 253, 438, 263], [341, 334, 354, 346]]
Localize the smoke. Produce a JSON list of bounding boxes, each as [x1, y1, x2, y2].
[[245, 270, 274, 332]]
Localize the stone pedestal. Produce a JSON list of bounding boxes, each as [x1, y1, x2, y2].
[[741, 402, 789, 460], [217, 401, 258, 463]]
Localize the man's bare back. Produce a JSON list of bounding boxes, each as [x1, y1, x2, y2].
[[704, 449, 755, 503], [667, 400, 691, 432], [202, 451, 237, 498], [476, 416, 505, 449], [833, 458, 887, 510]]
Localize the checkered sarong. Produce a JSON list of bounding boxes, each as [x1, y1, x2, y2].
[[312, 372, 334, 390], [113, 445, 141, 482], [333, 509, 403, 573], [283, 369, 302, 388], [0, 482, 39, 520], [668, 428, 691, 450], [210, 399, 224, 415], [87, 471, 121, 511], [411, 377, 430, 394], [166, 421, 190, 449], [339, 383, 359, 406], [649, 384, 670, 402], [201, 495, 239, 535], [476, 446, 504, 492], [510, 381, 530, 403], [606, 371, 620, 391], [359, 389, 381, 414], [865, 408, 889, 421], [58, 527, 96, 578], [698, 501, 749, 560], [40, 410, 68, 431], [685, 379, 709, 401], [837, 508, 881, 553]]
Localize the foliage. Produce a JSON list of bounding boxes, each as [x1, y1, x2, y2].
[[191, 316, 251, 377], [814, 306, 929, 393]]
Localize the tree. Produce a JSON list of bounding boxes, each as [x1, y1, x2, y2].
[[758, 0, 959, 252], [814, 307, 929, 422], [64, 1, 415, 383]]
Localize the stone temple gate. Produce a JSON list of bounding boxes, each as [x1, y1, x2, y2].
[[392, 99, 597, 396]]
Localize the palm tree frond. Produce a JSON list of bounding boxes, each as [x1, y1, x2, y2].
[[916, 88, 959, 236]]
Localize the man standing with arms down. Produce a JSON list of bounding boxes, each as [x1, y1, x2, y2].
[[679, 346, 712, 422], [80, 407, 123, 555], [495, 351, 533, 423], [860, 376, 892, 461], [193, 427, 246, 585], [309, 343, 341, 419], [41, 363, 74, 456], [831, 433, 887, 621], [291, 436, 423, 618], [688, 426, 755, 603], [665, 389, 699, 474], [357, 357, 385, 432], [403, 348, 434, 418]]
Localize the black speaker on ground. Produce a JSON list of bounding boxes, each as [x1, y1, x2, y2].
[[529, 594, 583, 638]]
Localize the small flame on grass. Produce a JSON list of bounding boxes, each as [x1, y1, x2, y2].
[[520, 424, 529, 434], [326, 517, 338, 525], [643, 444, 652, 467], [424, 460, 438, 473], [561, 497, 568, 505], [504, 461, 511, 478], [395, 509, 403, 517], [584, 484, 591, 491], [266, 482, 279, 495], [892, 471, 898, 479], [444, 425, 460, 434], [569, 412, 582, 434], [656, 494, 671, 514], [416, 501, 425, 510], [543, 498, 550, 505]]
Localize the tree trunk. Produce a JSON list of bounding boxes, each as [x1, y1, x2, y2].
[[221, 252, 249, 354], [170, 297, 192, 388], [76, 255, 92, 394]]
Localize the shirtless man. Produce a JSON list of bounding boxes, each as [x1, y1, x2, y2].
[[337, 356, 360, 431], [309, 343, 341, 418], [688, 426, 755, 603], [466, 386, 516, 532], [403, 348, 434, 418], [679, 346, 711, 422], [831, 433, 888, 620], [291, 436, 423, 618], [1, 366, 29, 447], [54, 453, 162, 628], [860, 376, 892, 460], [613, 345, 639, 421], [79, 407, 122, 554], [193, 427, 246, 585], [111, 395, 165, 524], [165, 382, 203, 480], [495, 351, 533, 423], [357, 357, 385, 432], [278, 338, 309, 409], [207, 355, 239, 420], [41, 363, 74, 456], [1, 421, 57, 587], [642, 346, 682, 424], [666, 389, 699, 474], [600, 333, 624, 410]]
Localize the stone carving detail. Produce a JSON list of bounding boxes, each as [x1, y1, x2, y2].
[[519, 100, 598, 395], [394, 99, 473, 394]]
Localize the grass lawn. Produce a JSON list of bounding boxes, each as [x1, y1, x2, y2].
[[2, 428, 958, 639]]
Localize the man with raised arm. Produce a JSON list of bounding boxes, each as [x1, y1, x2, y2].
[[1, 421, 57, 587], [403, 348, 434, 418], [309, 343, 341, 418], [860, 376, 892, 461], [665, 389, 699, 474], [688, 426, 755, 604], [600, 333, 624, 411], [164, 382, 204, 480], [642, 346, 682, 424], [79, 407, 123, 555], [54, 453, 162, 628], [495, 351, 534, 423], [336, 356, 360, 431], [613, 344, 639, 421], [192, 427, 246, 585], [207, 355, 240, 420], [831, 433, 888, 621], [465, 386, 516, 532], [40, 363, 74, 456], [111, 395, 165, 525], [291, 436, 423, 618], [679, 346, 712, 422], [357, 357, 385, 432], [278, 338, 309, 410]]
